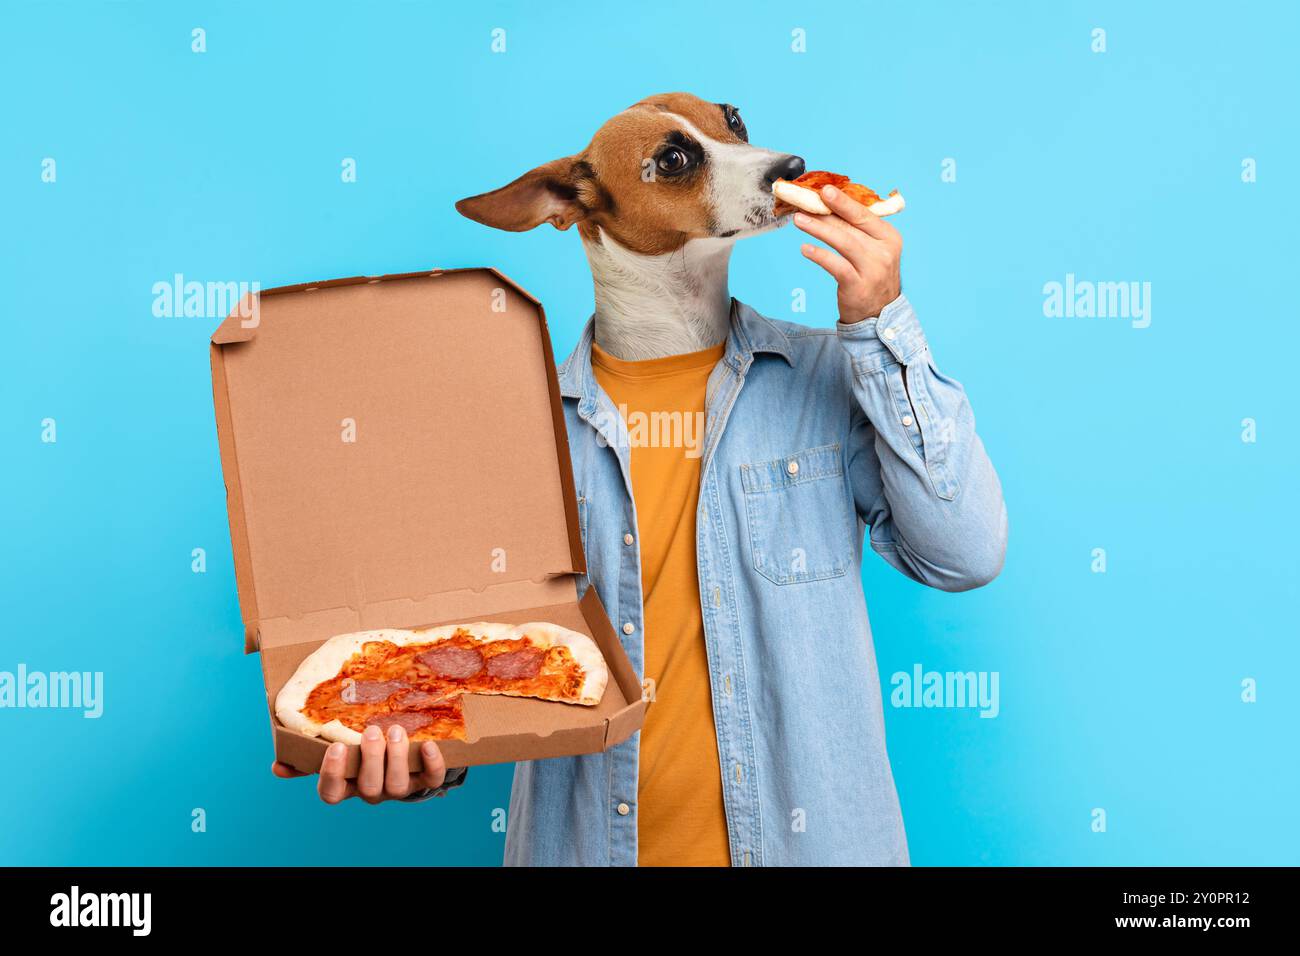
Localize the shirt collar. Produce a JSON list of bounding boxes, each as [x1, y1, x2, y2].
[[558, 298, 792, 403]]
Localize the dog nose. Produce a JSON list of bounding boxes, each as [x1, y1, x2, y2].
[[765, 154, 806, 186]]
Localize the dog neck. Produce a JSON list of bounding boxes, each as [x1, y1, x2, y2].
[[581, 230, 735, 361]]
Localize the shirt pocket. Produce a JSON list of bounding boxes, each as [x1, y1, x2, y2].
[[740, 443, 853, 585]]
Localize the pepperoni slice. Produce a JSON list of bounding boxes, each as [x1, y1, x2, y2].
[[365, 711, 434, 734], [398, 689, 452, 709], [418, 645, 484, 679], [486, 648, 545, 680], [341, 679, 408, 704]]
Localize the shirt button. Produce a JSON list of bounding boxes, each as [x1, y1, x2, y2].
[[623, 532, 634, 546], [786, 460, 799, 476], [622, 622, 635, 635], [902, 415, 914, 427], [616, 803, 631, 816], [882, 327, 898, 341]]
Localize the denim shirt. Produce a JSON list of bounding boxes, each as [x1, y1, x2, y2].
[[503, 294, 1007, 866]]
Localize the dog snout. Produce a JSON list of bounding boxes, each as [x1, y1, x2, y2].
[[764, 154, 806, 187]]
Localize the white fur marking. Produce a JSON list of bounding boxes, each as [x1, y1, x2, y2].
[[584, 230, 734, 360]]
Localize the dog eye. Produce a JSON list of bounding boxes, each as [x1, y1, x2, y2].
[[725, 106, 747, 141], [657, 148, 690, 174]]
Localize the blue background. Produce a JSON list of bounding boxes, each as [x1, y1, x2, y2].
[[2, 0, 1296, 865]]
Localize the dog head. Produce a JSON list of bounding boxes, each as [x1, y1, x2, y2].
[[455, 92, 805, 255]]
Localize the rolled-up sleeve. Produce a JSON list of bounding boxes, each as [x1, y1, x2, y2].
[[838, 294, 1007, 591]]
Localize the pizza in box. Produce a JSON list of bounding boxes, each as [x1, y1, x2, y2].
[[276, 621, 609, 743]]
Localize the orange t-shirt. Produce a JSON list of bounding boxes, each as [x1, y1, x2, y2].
[[591, 341, 731, 867]]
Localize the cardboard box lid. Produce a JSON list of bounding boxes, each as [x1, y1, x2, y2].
[[211, 269, 586, 653]]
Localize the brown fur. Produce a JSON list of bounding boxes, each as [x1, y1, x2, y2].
[[455, 93, 748, 256]]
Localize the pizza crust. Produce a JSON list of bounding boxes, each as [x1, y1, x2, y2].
[[510, 622, 609, 706], [773, 179, 905, 217], [274, 621, 610, 744], [274, 629, 407, 742], [317, 719, 364, 746]]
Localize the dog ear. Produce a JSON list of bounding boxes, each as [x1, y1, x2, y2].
[[455, 156, 592, 232]]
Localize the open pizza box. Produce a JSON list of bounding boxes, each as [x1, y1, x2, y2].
[[210, 268, 646, 775]]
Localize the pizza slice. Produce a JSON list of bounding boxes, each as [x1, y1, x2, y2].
[[275, 622, 609, 744], [773, 170, 905, 218]]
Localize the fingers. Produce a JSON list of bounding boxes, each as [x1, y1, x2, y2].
[[356, 724, 387, 802], [272, 761, 307, 779], [794, 212, 876, 274], [307, 729, 446, 806], [384, 725, 412, 797], [317, 742, 355, 805], [820, 184, 897, 242], [800, 242, 857, 286], [417, 741, 448, 791]]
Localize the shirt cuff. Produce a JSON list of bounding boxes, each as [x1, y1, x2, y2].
[[400, 765, 469, 802], [836, 294, 929, 373]]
